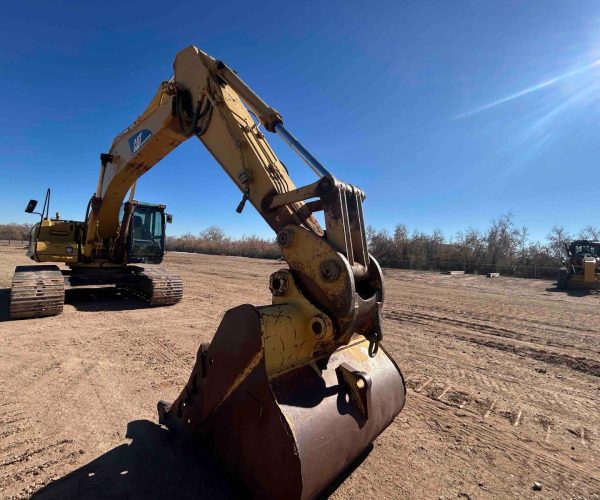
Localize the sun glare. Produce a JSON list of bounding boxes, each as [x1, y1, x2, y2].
[[456, 59, 600, 119]]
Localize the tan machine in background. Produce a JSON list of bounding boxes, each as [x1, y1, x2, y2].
[[557, 239, 600, 289], [13, 45, 406, 498]]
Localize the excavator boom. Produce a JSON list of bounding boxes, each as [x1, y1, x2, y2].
[[85, 46, 320, 254]]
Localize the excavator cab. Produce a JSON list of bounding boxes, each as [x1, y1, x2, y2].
[[124, 202, 167, 264]]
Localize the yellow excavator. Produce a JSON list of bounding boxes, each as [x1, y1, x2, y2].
[[15, 45, 406, 498], [11, 190, 181, 318]]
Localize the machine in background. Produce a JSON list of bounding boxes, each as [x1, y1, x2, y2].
[[10, 187, 181, 319], [557, 240, 600, 289]]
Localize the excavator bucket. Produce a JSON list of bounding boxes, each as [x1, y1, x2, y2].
[[158, 304, 406, 499]]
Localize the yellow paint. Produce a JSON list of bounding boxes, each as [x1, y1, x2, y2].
[[260, 270, 334, 377], [583, 258, 596, 283], [27, 219, 80, 263], [83, 45, 316, 258]]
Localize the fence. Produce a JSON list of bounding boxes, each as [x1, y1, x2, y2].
[[376, 257, 560, 280], [0, 235, 27, 246]]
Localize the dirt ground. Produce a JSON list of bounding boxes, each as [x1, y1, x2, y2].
[[0, 244, 598, 499]]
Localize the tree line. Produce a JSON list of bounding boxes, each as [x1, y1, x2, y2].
[[366, 214, 578, 278], [3, 216, 599, 279], [0, 223, 32, 240], [166, 226, 280, 259], [166, 214, 599, 279]]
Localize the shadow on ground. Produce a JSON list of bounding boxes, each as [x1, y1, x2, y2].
[[31, 420, 233, 500], [0, 287, 152, 320], [0, 288, 9, 321], [31, 419, 371, 499], [545, 286, 600, 297], [65, 287, 151, 312]]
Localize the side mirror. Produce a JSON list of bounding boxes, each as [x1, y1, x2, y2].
[[25, 199, 38, 213], [166, 214, 173, 224]]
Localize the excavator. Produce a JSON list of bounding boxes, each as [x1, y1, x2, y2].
[[10, 189, 182, 319], [14, 45, 406, 498]]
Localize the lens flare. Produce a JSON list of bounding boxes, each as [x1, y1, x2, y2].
[[455, 59, 600, 118]]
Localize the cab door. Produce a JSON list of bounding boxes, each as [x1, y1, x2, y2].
[[127, 205, 165, 263]]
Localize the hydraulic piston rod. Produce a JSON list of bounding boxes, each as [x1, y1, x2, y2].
[[210, 51, 333, 180], [274, 123, 332, 179]]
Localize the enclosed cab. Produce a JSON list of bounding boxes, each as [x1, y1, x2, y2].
[[121, 202, 170, 264], [568, 240, 600, 261]]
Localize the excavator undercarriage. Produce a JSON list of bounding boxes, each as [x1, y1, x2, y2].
[[10, 264, 183, 319], [10, 265, 65, 319]]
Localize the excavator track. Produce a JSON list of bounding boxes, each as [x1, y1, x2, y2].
[[119, 266, 183, 306], [10, 265, 65, 320]]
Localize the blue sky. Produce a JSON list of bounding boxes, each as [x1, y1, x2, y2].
[[2, 1, 600, 242]]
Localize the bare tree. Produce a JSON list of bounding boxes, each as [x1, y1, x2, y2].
[[486, 213, 520, 266], [200, 226, 226, 241], [368, 228, 395, 263], [0, 223, 32, 240], [578, 225, 600, 240], [546, 225, 571, 259], [515, 225, 529, 265], [167, 226, 279, 259], [426, 228, 445, 261], [393, 224, 409, 260], [454, 227, 485, 269]]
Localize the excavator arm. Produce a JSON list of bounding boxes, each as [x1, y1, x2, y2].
[[87, 45, 379, 348], [86, 45, 405, 499], [87, 46, 320, 248]]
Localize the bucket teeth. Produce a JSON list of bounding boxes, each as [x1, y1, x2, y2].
[[159, 304, 406, 499]]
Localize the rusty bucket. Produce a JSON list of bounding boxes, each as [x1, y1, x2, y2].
[[158, 304, 405, 499]]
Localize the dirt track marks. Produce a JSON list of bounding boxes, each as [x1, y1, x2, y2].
[[385, 309, 600, 376], [404, 372, 598, 453], [1, 248, 599, 499], [414, 394, 600, 495]]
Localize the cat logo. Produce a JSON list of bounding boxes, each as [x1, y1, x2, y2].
[[128, 129, 152, 155]]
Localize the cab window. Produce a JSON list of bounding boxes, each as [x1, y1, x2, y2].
[[130, 206, 163, 256]]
